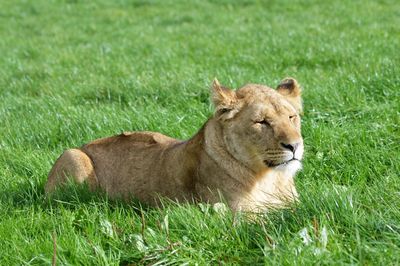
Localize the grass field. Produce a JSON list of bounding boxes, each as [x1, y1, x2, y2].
[[1, 0, 399, 264]]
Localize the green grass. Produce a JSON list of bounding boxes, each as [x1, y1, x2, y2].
[[1, 0, 399, 264]]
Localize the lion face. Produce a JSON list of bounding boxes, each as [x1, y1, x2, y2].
[[211, 78, 304, 173]]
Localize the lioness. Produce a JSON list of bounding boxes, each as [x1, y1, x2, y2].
[[46, 78, 304, 212]]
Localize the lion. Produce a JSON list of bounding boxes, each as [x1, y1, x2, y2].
[[45, 78, 304, 212]]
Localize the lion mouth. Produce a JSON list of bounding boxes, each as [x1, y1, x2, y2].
[[264, 158, 300, 167]]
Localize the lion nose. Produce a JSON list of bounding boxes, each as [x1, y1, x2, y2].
[[280, 142, 300, 153]]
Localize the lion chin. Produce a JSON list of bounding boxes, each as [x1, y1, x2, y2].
[[274, 159, 302, 176], [46, 78, 305, 213]]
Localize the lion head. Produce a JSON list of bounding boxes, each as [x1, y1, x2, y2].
[[211, 78, 304, 175]]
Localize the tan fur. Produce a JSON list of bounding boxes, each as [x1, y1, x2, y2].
[[46, 78, 304, 212]]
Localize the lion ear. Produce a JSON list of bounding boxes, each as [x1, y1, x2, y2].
[[211, 78, 239, 120], [277, 78, 303, 114]]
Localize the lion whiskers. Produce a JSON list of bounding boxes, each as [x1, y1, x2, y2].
[[262, 150, 293, 165]]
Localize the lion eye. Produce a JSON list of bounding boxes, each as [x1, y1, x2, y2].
[[256, 120, 270, 126], [289, 115, 297, 121]]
